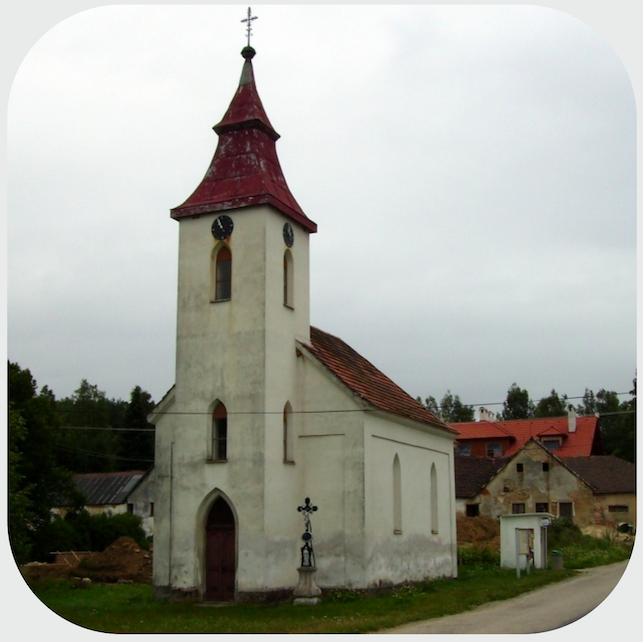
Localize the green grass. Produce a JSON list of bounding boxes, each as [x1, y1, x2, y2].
[[546, 518, 633, 569], [30, 566, 579, 634], [29, 522, 632, 634]]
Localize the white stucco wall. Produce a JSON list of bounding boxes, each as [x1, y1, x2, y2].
[[364, 414, 458, 586]]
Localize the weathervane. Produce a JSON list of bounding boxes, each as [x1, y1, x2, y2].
[[241, 7, 258, 47]]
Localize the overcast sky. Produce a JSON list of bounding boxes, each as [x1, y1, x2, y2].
[[6, 4, 637, 415]]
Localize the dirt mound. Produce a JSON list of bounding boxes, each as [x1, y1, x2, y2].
[[21, 537, 152, 584], [457, 515, 500, 548], [77, 537, 152, 583]]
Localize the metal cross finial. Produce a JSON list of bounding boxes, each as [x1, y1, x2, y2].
[[241, 7, 258, 47]]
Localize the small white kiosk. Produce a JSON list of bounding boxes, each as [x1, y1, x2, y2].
[[500, 513, 553, 576]]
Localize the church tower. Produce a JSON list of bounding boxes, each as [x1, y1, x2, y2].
[[152, 44, 317, 601]]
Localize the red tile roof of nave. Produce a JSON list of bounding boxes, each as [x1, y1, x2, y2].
[[305, 327, 458, 434], [452, 416, 600, 457], [171, 47, 317, 233]]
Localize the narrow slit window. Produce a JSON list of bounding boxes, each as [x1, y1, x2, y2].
[[283, 402, 294, 463], [212, 402, 228, 461], [430, 463, 438, 534], [393, 454, 402, 534], [283, 250, 294, 308]]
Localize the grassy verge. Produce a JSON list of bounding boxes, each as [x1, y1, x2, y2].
[[29, 521, 633, 634], [546, 518, 633, 569], [30, 566, 580, 634]]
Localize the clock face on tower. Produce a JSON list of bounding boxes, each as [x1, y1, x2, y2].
[[283, 222, 294, 248], [212, 215, 234, 240]]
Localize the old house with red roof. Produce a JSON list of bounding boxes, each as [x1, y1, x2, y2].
[[452, 410, 602, 459], [454, 440, 635, 528], [149, 41, 458, 602]]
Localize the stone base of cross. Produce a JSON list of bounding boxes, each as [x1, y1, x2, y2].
[[293, 566, 322, 605]]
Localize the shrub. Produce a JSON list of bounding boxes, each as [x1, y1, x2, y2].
[[457, 543, 499, 569]]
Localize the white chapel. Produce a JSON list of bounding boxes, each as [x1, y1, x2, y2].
[[150, 42, 458, 602]]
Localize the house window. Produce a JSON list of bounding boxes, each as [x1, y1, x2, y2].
[[466, 504, 480, 517], [283, 402, 294, 463], [393, 454, 402, 534], [149, 502, 154, 517], [542, 462, 550, 472], [542, 438, 561, 451], [283, 250, 294, 308], [486, 442, 502, 457], [516, 463, 524, 473], [558, 502, 573, 518], [457, 443, 471, 456], [430, 463, 439, 534], [212, 402, 228, 461], [608, 505, 628, 513], [536, 502, 549, 513], [214, 246, 232, 301], [512, 503, 526, 514]]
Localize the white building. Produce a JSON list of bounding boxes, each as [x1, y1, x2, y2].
[[150, 44, 458, 602]]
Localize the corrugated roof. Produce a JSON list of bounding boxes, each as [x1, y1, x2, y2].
[[452, 416, 601, 457], [72, 471, 148, 506], [304, 327, 457, 433]]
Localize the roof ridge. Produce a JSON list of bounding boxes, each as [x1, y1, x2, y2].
[[304, 327, 457, 434]]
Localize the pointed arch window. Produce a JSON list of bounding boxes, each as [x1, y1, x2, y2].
[[212, 246, 232, 302], [393, 454, 402, 534], [283, 250, 294, 308], [212, 402, 228, 461], [283, 402, 294, 463], [430, 463, 438, 535]]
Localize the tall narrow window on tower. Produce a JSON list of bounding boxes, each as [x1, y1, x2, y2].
[[212, 402, 228, 461], [214, 246, 232, 301], [283, 250, 294, 308]]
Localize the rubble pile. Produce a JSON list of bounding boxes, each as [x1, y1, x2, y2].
[[21, 537, 152, 584], [456, 515, 500, 549], [77, 537, 152, 583]]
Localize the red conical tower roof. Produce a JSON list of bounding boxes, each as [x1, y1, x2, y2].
[[171, 46, 317, 233]]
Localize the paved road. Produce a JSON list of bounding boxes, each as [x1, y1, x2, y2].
[[380, 561, 630, 634]]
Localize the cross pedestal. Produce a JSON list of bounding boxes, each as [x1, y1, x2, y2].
[[293, 566, 322, 605]]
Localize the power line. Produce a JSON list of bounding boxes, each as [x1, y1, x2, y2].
[[55, 444, 154, 463], [428, 391, 633, 411]]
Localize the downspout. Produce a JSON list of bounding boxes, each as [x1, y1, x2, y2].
[[169, 441, 174, 587]]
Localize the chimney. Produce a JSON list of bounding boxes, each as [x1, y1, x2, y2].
[[479, 407, 496, 422], [567, 408, 577, 433]]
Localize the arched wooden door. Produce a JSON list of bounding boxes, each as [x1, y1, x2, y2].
[[205, 497, 235, 601]]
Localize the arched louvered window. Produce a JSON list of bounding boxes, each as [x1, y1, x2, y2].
[[214, 246, 232, 302], [212, 402, 228, 461]]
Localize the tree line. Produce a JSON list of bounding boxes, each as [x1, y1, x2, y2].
[[419, 379, 636, 463], [8, 361, 155, 563]]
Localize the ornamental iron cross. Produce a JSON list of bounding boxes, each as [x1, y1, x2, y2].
[[297, 497, 318, 567], [241, 7, 258, 47]]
